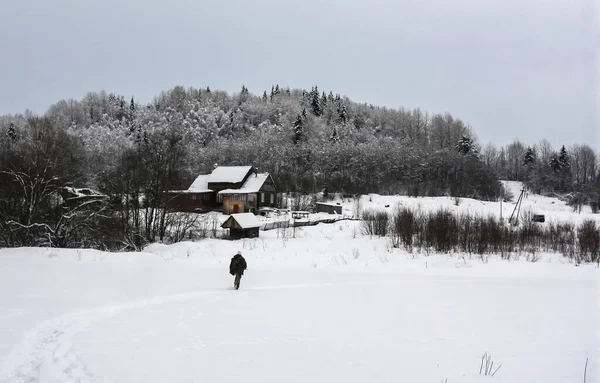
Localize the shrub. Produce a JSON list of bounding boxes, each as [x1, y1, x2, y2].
[[578, 220, 600, 263], [361, 209, 389, 237]]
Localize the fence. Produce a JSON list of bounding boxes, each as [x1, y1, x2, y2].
[[260, 216, 355, 231]]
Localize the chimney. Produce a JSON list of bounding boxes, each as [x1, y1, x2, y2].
[[254, 167, 258, 177]]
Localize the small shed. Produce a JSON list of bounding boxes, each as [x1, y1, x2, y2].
[[221, 213, 261, 239], [316, 202, 342, 215]]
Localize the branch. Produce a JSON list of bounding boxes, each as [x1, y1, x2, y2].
[[6, 220, 54, 233]]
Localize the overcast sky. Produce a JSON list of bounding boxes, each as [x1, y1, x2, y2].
[[1, 0, 598, 150]]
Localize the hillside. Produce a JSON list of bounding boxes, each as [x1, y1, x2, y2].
[[2, 86, 598, 251]]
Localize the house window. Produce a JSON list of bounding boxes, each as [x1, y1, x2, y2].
[[270, 194, 274, 204], [260, 193, 265, 203], [217, 194, 224, 202], [232, 194, 247, 202]]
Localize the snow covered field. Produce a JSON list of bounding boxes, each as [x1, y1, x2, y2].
[[1, 187, 599, 383]]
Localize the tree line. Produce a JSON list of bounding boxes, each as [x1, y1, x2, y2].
[[481, 139, 599, 212]]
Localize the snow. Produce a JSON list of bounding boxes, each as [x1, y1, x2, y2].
[[223, 213, 261, 229], [239, 172, 270, 192], [324, 180, 600, 226], [208, 166, 253, 184], [188, 174, 211, 192], [63, 187, 106, 198], [218, 173, 270, 194], [185, 170, 270, 194], [0, 184, 599, 383]]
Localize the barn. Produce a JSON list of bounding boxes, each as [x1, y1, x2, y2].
[[221, 213, 261, 239]]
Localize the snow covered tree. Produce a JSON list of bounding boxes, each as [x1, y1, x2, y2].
[[550, 153, 562, 173], [239, 85, 249, 104], [337, 102, 348, 124], [455, 135, 474, 155], [523, 146, 535, 166], [558, 145, 569, 168], [293, 110, 305, 145], [310, 86, 322, 116], [330, 126, 339, 143], [7, 122, 16, 142]]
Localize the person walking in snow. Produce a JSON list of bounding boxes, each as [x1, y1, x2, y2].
[[229, 251, 247, 290]]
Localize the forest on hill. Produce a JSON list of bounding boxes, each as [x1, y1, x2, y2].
[[0, 85, 598, 248]]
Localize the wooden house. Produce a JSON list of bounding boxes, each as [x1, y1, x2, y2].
[[165, 175, 213, 213], [221, 213, 261, 239], [166, 166, 277, 214]]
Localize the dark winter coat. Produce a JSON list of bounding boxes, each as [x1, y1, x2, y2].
[[229, 254, 247, 276]]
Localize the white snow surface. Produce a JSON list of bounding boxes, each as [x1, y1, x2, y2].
[[238, 172, 270, 193], [0, 184, 599, 383], [223, 213, 261, 229], [187, 174, 211, 192], [209, 166, 253, 184], [341, 180, 600, 226]]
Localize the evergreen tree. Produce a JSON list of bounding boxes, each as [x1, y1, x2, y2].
[[310, 86, 322, 116], [523, 146, 535, 166], [337, 102, 348, 124], [7, 122, 17, 141], [206, 86, 211, 93], [240, 85, 249, 103], [293, 110, 305, 145], [455, 135, 474, 155], [116, 96, 126, 120], [262, 90, 268, 103], [129, 97, 135, 120], [550, 152, 562, 172], [558, 145, 569, 168]]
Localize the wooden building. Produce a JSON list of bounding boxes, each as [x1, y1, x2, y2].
[[165, 175, 213, 213], [221, 213, 261, 239], [315, 202, 342, 215], [166, 166, 277, 214]]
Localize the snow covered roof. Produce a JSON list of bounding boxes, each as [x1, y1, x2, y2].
[[222, 213, 261, 229], [63, 187, 106, 198], [209, 166, 253, 184], [242, 173, 269, 192], [217, 173, 270, 195], [316, 202, 340, 207], [188, 175, 212, 193]]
